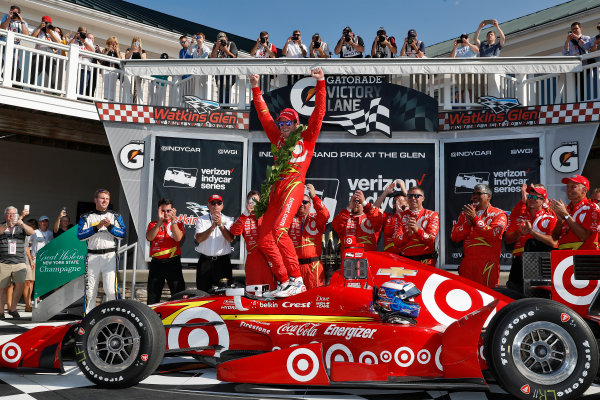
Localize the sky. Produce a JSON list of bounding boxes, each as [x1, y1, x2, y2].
[[127, 0, 568, 51]]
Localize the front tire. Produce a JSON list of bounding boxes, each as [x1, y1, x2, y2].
[[487, 299, 598, 400], [75, 300, 166, 388]]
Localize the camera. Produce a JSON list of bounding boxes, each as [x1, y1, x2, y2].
[[260, 36, 266, 44], [313, 41, 321, 48], [292, 35, 299, 41], [407, 36, 415, 45], [79, 32, 87, 39], [220, 39, 226, 45], [378, 35, 386, 43], [10, 11, 18, 19], [344, 34, 351, 42]]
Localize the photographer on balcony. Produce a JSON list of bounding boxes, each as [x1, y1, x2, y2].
[[30, 16, 61, 90], [563, 22, 592, 56], [68, 26, 95, 97], [1, 6, 30, 83], [474, 19, 505, 57], [210, 32, 238, 106], [371, 27, 397, 58], [450, 33, 479, 58], [400, 29, 425, 58], [334, 26, 364, 58], [309, 33, 329, 58]]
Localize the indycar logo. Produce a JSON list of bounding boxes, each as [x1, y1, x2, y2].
[[377, 267, 417, 279], [277, 322, 319, 337]]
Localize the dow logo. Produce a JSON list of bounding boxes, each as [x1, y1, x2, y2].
[[551, 143, 578, 173], [119, 141, 145, 170]]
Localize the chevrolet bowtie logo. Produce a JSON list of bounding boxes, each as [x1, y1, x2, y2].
[[377, 267, 417, 279]]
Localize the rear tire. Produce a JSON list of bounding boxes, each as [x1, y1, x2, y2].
[[487, 299, 598, 400], [75, 300, 166, 388]]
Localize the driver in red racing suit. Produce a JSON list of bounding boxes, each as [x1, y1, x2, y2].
[[230, 190, 276, 294], [250, 67, 326, 298], [451, 183, 507, 288]]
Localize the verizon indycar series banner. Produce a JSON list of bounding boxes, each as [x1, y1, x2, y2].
[[151, 136, 245, 262], [443, 137, 541, 267], [439, 98, 600, 131], [250, 75, 438, 136]]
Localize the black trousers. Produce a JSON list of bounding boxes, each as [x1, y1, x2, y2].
[[147, 256, 185, 305], [196, 254, 232, 292]]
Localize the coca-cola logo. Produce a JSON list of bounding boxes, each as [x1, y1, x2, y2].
[[277, 322, 320, 337]]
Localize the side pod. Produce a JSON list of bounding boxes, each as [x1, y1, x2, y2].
[[217, 342, 330, 385], [442, 299, 499, 379], [0, 324, 74, 371]]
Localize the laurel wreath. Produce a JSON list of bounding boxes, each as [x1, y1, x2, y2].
[[254, 124, 306, 218]]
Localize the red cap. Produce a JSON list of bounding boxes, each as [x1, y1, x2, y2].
[[208, 194, 223, 203], [561, 174, 590, 190], [42, 16, 52, 23], [527, 185, 547, 200], [275, 108, 299, 122]]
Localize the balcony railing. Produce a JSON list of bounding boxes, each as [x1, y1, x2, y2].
[[1, 28, 596, 115]]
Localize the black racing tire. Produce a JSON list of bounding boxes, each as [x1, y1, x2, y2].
[[75, 300, 166, 388], [487, 298, 599, 400], [483, 298, 527, 377], [168, 289, 210, 301]]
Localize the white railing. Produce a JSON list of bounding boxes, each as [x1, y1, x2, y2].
[[118, 241, 138, 300], [2, 27, 597, 113]]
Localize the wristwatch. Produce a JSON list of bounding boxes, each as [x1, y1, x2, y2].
[[564, 215, 572, 221]]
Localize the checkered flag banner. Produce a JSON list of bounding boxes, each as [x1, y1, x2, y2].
[[324, 98, 391, 137]]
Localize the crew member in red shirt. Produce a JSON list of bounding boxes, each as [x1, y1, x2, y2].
[[393, 186, 439, 266], [333, 189, 384, 255], [290, 184, 330, 289], [505, 184, 557, 294], [230, 191, 276, 295], [145, 198, 185, 304], [550, 174, 599, 250], [374, 180, 408, 254], [451, 184, 507, 288], [250, 67, 326, 298]]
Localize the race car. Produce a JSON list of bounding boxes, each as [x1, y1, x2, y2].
[[0, 247, 598, 400]]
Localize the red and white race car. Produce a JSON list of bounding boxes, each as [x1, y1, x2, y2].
[[0, 248, 598, 400]]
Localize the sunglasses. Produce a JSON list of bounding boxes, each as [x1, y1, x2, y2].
[[180, 41, 187, 44], [276, 120, 295, 127], [407, 193, 423, 199], [209, 201, 223, 206], [526, 194, 543, 200], [301, 200, 310, 205]]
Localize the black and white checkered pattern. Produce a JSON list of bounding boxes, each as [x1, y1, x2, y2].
[[324, 98, 391, 137]]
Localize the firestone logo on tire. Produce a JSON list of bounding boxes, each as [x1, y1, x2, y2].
[[140, 354, 148, 362]]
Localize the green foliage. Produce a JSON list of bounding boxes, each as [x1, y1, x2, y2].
[[254, 124, 306, 218]]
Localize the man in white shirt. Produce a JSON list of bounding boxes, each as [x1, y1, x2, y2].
[[27, 215, 53, 311], [194, 194, 234, 292], [282, 30, 307, 58]]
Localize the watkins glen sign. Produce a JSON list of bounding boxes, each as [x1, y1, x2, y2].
[[250, 75, 439, 136], [439, 98, 600, 131]]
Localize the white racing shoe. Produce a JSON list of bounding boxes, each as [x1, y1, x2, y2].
[[274, 278, 306, 298], [265, 282, 287, 298]]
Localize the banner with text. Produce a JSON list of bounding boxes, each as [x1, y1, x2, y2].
[[34, 227, 87, 298], [443, 137, 541, 267], [151, 136, 245, 262], [252, 141, 436, 249], [250, 75, 438, 136]]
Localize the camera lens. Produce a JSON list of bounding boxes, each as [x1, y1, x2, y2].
[[379, 35, 385, 43], [260, 37, 266, 43], [345, 34, 351, 42]]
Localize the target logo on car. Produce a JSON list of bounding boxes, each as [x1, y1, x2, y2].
[[421, 274, 495, 327], [553, 254, 600, 308]]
